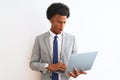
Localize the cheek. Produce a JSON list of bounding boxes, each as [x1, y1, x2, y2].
[[54, 22, 59, 26], [53, 23, 60, 28]]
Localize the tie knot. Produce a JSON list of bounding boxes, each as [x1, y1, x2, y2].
[[54, 35, 58, 39]]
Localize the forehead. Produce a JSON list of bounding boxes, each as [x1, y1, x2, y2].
[[53, 14, 67, 21]]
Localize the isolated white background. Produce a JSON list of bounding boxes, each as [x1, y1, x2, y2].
[[0, 0, 120, 80]]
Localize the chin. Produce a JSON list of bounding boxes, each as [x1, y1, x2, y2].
[[58, 31, 62, 34], [56, 30, 63, 34]]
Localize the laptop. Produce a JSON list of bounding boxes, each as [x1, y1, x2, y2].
[[63, 51, 98, 74]]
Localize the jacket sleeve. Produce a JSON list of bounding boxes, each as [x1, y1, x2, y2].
[[29, 37, 48, 73]]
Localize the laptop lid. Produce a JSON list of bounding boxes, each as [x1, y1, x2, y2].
[[63, 51, 98, 74]]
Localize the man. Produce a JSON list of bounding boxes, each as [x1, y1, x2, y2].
[[30, 2, 86, 80]]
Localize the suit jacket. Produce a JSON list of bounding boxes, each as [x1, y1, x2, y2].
[[30, 31, 77, 80]]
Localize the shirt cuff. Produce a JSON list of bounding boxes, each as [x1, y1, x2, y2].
[[42, 64, 49, 73]]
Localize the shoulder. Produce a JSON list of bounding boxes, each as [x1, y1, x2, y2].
[[36, 32, 49, 40], [63, 32, 75, 38], [62, 32, 76, 42]]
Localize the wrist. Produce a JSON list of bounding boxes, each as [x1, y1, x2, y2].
[[46, 64, 52, 71]]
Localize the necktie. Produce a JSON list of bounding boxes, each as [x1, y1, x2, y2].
[[52, 35, 58, 80]]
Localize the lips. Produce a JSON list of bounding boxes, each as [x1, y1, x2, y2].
[[57, 28, 63, 33], [60, 29, 63, 31]]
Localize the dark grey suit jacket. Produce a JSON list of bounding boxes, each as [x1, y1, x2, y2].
[[30, 31, 77, 80]]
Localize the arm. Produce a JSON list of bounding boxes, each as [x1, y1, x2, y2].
[[29, 37, 48, 73]]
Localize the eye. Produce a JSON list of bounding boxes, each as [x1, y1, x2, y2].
[[57, 21, 61, 24]]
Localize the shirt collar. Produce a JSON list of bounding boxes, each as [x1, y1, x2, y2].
[[49, 30, 62, 39]]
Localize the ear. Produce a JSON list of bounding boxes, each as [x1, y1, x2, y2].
[[50, 18, 54, 23]]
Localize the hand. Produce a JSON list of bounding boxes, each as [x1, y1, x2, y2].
[[46, 62, 66, 72], [66, 68, 87, 78]]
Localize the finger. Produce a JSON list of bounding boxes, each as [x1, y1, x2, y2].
[[80, 71, 87, 74], [59, 68, 66, 72], [74, 68, 80, 76], [68, 72, 76, 78], [56, 65, 66, 72], [58, 63, 67, 70], [61, 65, 67, 70], [66, 72, 71, 77], [58, 66, 66, 72], [59, 62, 66, 67]]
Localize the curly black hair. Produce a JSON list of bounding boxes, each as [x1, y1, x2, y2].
[[46, 3, 70, 20]]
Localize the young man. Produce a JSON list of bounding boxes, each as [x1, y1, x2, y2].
[[30, 3, 86, 80]]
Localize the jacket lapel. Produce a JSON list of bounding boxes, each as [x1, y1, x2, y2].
[[61, 32, 66, 63], [44, 32, 52, 62]]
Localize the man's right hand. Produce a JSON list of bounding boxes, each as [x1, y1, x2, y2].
[[46, 62, 66, 72]]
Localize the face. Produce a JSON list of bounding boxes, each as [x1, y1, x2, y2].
[[50, 14, 67, 34]]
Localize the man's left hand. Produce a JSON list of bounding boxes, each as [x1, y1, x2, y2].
[[66, 68, 87, 78]]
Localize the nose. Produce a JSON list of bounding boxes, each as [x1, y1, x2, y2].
[[60, 22, 65, 28]]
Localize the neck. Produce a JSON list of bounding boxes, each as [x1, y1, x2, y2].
[[50, 28, 58, 35]]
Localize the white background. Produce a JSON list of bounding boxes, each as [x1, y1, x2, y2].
[[0, 0, 120, 80]]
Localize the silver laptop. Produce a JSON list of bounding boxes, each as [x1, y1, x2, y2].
[[63, 51, 98, 74]]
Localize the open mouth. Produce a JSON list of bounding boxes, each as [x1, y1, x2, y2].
[[60, 29, 63, 31]]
